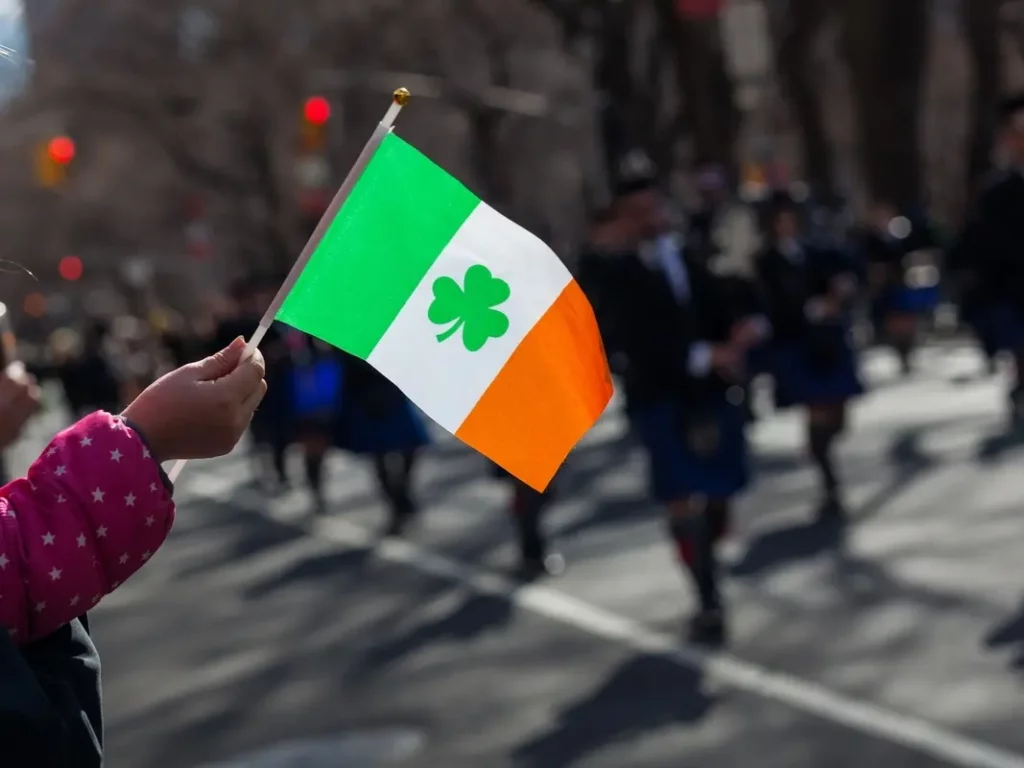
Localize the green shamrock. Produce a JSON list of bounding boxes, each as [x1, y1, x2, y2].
[[427, 264, 511, 352]]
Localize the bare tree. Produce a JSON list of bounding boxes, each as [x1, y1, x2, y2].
[[840, 0, 930, 209], [963, 0, 1004, 190], [765, 0, 835, 194]]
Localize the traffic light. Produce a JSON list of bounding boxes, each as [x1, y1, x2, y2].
[[300, 96, 330, 152], [58, 255, 83, 281], [34, 135, 75, 188]]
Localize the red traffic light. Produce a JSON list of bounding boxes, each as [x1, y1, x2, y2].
[[48, 136, 76, 165], [58, 255, 82, 281], [303, 96, 330, 125]]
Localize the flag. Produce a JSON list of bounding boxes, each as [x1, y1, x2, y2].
[[276, 133, 614, 490]]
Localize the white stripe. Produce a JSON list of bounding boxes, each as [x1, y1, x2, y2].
[[367, 203, 571, 431]]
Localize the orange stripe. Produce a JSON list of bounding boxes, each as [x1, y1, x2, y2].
[[455, 278, 614, 491]]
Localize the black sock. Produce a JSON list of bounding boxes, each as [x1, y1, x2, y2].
[[512, 484, 547, 562], [670, 515, 719, 613], [271, 439, 288, 484], [304, 452, 325, 499], [809, 422, 839, 499], [375, 454, 415, 520]]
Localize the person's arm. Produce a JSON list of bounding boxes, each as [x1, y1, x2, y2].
[[0, 412, 175, 643]]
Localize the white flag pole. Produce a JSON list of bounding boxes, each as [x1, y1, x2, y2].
[[167, 88, 411, 483]]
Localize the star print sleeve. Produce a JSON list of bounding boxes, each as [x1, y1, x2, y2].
[[0, 411, 175, 644]]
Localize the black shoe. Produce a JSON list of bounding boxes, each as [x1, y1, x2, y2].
[[385, 501, 417, 537], [687, 608, 727, 647], [517, 552, 565, 582], [815, 495, 846, 524]]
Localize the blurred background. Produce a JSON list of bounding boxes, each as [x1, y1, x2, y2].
[[5, 0, 1024, 767]]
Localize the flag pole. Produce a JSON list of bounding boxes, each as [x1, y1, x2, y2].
[[168, 88, 411, 483]]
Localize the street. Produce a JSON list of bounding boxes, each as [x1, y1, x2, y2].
[[15, 344, 1024, 768]]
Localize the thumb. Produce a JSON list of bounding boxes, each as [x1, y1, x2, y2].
[[192, 337, 246, 381]]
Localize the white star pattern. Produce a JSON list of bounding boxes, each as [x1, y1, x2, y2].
[[80, 436, 92, 447], [91, 594, 100, 604], [118, 553, 129, 565], [41, 532, 55, 546], [124, 492, 136, 507], [49, 567, 61, 581], [145, 516, 155, 527], [70, 595, 79, 607], [149, 482, 158, 493], [54, 465, 67, 476], [92, 488, 105, 503], [142, 447, 150, 459], [34, 601, 45, 613], [96, 525, 108, 538], [0, 553, 7, 569], [77, 534, 86, 548], [110, 448, 123, 462], [141, 550, 152, 561], [56, 494, 66, 503], [46, 446, 57, 457]]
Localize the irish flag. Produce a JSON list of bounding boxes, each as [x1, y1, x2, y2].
[[276, 132, 613, 490]]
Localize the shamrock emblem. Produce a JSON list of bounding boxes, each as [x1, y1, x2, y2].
[[428, 264, 511, 352]]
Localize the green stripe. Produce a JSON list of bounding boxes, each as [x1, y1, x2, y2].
[[276, 133, 480, 359]]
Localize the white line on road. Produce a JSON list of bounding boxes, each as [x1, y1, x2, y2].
[[197, 480, 1024, 768]]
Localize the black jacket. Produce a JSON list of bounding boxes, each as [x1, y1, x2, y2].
[[953, 170, 1024, 309], [1, 618, 103, 768], [586, 243, 752, 408], [756, 242, 856, 344]]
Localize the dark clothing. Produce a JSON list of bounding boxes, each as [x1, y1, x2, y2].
[[1, 617, 103, 768], [757, 242, 863, 407], [333, 353, 428, 455], [954, 170, 1024, 312], [756, 242, 855, 344], [589, 245, 747, 410]]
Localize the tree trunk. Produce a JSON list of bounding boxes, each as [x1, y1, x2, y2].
[[593, 0, 641, 180], [654, 0, 739, 169], [771, 0, 834, 195], [841, 0, 930, 209], [962, 0, 1003, 189]]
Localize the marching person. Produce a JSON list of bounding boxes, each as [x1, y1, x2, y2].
[[334, 354, 429, 535], [951, 94, 1024, 417], [756, 191, 863, 521], [591, 154, 768, 644], [860, 202, 942, 375]]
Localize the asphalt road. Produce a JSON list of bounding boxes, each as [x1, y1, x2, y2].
[[11, 345, 1024, 768]]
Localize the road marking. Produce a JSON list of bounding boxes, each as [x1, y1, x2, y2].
[[196, 481, 1024, 768]]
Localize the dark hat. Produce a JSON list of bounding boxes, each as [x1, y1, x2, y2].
[[612, 149, 658, 197]]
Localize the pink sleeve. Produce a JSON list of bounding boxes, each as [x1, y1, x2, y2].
[[0, 411, 175, 644]]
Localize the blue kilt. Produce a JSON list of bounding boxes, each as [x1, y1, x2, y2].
[[887, 285, 941, 315], [334, 396, 430, 455], [629, 399, 749, 502], [970, 303, 1024, 353], [771, 338, 863, 409]]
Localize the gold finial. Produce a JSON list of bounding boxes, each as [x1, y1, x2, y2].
[[393, 88, 411, 106]]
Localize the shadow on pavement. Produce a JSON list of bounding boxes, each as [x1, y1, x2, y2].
[[975, 424, 1024, 463], [511, 653, 713, 767], [983, 601, 1024, 672], [352, 592, 515, 677], [731, 425, 940, 578]]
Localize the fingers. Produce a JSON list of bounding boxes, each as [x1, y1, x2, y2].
[[193, 336, 246, 381], [240, 379, 268, 420], [211, 347, 266, 401]]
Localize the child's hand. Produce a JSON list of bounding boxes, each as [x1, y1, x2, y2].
[[0, 364, 40, 450], [122, 337, 267, 461]]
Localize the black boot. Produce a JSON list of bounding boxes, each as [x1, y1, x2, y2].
[[513, 484, 563, 580]]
